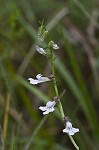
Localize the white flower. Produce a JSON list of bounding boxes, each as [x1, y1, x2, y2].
[[52, 43, 59, 49], [28, 74, 52, 85], [63, 121, 79, 136], [36, 45, 46, 55], [49, 41, 59, 49], [39, 100, 56, 115]]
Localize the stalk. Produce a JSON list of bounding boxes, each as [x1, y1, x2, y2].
[[49, 47, 79, 150]]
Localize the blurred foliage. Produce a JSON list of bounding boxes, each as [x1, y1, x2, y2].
[[0, 0, 99, 150]]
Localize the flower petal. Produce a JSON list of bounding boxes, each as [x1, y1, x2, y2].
[[53, 44, 59, 49], [36, 45, 46, 55], [36, 74, 42, 79], [36, 74, 51, 82], [28, 78, 39, 84], [49, 107, 55, 112], [39, 106, 47, 111], [43, 110, 50, 115], [46, 101, 56, 107], [66, 121, 72, 128], [43, 107, 55, 115], [72, 128, 79, 133], [40, 77, 50, 82], [49, 41, 59, 50], [63, 128, 68, 133], [68, 130, 75, 136], [46, 101, 53, 106]]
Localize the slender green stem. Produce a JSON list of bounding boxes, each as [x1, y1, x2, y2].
[[50, 47, 64, 118], [49, 47, 79, 150], [69, 134, 79, 150]]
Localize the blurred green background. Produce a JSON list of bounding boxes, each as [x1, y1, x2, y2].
[[0, 0, 99, 150]]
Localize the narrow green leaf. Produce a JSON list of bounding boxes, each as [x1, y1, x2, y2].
[[54, 57, 99, 135], [0, 126, 4, 150]]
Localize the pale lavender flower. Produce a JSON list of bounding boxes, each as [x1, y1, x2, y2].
[[63, 121, 79, 136], [36, 45, 46, 55], [39, 100, 56, 115], [28, 74, 52, 85]]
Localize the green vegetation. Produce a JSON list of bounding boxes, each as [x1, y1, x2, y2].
[[0, 0, 99, 149]]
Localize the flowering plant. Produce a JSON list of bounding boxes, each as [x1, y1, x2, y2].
[[28, 21, 79, 149]]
